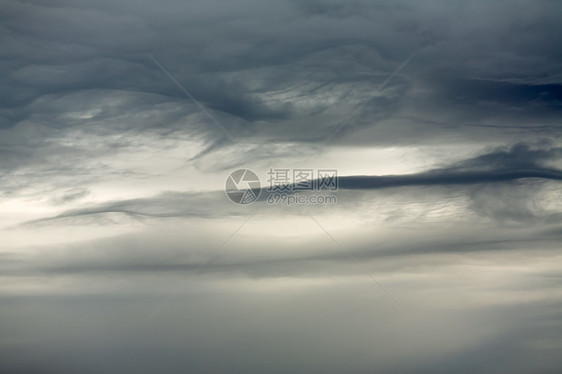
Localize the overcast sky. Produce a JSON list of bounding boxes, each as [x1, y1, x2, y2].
[[1, 0, 562, 373]]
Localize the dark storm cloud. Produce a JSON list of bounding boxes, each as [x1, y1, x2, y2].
[[338, 169, 562, 190], [2, 0, 560, 150], [0, 89, 209, 174], [309, 142, 562, 195], [438, 79, 562, 108]]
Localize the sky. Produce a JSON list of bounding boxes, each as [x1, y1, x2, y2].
[[1, 0, 562, 373]]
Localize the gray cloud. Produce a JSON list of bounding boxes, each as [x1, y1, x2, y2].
[[2, 0, 562, 373]]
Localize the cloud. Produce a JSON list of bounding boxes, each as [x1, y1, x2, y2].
[[1, 0, 562, 373]]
